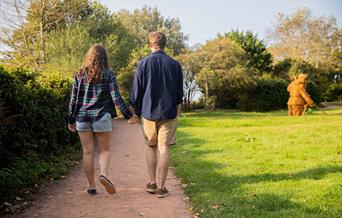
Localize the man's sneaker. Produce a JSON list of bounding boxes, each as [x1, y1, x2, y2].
[[156, 187, 169, 198], [146, 182, 157, 193]]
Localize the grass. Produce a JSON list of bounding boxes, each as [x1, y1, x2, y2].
[[170, 108, 342, 217]]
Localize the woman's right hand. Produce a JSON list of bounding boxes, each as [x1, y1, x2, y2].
[[68, 123, 76, 132]]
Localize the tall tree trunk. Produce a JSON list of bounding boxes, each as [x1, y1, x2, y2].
[[315, 58, 319, 68], [40, 0, 46, 64], [205, 80, 209, 110], [187, 90, 191, 107], [40, 21, 44, 61]]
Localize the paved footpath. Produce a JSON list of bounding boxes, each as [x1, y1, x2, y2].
[[19, 119, 192, 218]]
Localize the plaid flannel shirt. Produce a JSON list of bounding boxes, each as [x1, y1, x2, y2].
[[68, 69, 132, 124]]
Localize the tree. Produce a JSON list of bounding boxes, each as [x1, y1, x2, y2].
[[113, 6, 188, 55], [268, 7, 342, 72], [176, 50, 201, 107], [43, 24, 93, 77], [223, 30, 273, 74], [272, 58, 292, 80], [46, 2, 136, 74], [116, 45, 151, 100], [1, 1, 137, 75], [193, 37, 255, 109], [0, 0, 90, 69]]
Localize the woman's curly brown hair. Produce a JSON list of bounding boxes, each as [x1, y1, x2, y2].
[[77, 44, 109, 83]]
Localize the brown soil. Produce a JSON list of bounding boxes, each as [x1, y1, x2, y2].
[[14, 119, 192, 218]]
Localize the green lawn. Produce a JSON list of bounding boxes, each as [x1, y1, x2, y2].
[[170, 108, 342, 218]]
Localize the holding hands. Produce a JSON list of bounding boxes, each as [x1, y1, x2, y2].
[[128, 114, 139, 124]]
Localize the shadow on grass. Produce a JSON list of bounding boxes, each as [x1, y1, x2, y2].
[[238, 166, 342, 184], [171, 130, 341, 217], [183, 110, 288, 119], [175, 131, 209, 147], [183, 109, 342, 119]]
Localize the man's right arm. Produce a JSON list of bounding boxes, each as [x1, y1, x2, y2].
[[176, 64, 184, 105], [176, 64, 183, 119]]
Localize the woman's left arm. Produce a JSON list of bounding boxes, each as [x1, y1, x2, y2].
[[108, 73, 133, 120]]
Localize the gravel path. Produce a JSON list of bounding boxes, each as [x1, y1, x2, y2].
[[18, 119, 191, 218]]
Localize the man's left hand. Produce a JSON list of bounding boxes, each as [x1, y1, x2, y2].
[[128, 114, 139, 124]]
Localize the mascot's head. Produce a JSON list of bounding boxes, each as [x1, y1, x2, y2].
[[298, 73, 308, 83]]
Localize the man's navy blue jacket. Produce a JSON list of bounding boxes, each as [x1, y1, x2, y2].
[[130, 50, 183, 121]]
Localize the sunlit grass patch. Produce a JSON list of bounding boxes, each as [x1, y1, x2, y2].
[[171, 109, 342, 217]]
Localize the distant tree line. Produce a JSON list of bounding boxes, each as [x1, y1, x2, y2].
[[177, 8, 341, 110]]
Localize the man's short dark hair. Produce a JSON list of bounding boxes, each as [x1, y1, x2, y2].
[[149, 32, 166, 49]]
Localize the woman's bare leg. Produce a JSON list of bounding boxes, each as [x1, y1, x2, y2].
[[95, 132, 111, 177], [78, 131, 95, 188]]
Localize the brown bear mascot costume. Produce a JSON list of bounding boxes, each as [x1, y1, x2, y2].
[[287, 73, 315, 116]]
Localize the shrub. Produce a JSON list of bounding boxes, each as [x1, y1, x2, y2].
[[237, 78, 288, 111], [306, 81, 322, 104], [0, 65, 79, 204], [323, 82, 342, 101], [0, 66, 77, 163]]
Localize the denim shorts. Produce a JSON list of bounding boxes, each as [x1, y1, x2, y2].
[[76, 113, 112, 132]]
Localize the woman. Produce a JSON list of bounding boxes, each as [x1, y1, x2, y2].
[[68, 44, 135, 195]]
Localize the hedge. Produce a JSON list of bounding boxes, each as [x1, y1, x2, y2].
[[323, 82, 342, 101], [0, 66, 79, 203], [236, 78, 289, 111], [213, 77, 322, 112]]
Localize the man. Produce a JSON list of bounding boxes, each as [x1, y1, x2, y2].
[[130, 32, 183, 198], [287, 73, 315, 116]]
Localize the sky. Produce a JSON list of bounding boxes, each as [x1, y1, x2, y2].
[[98, 0, 342, 46]]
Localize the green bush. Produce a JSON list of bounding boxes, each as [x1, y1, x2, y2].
[[237, 78, 288, 111], [0, 66, 77, 162], [306, 81, 322, 104], [208, 78, 288, 111], [0, 65, 79, 204], [323, 82, 342, 101]]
